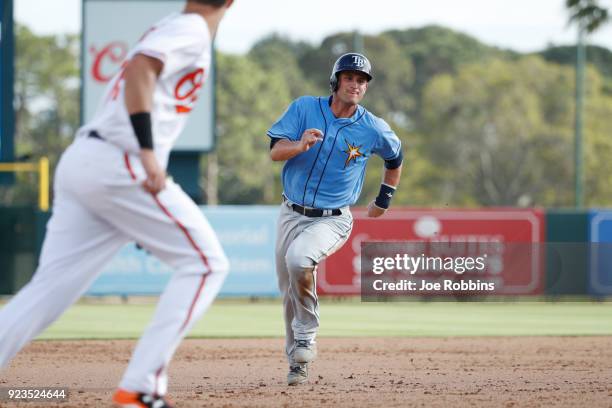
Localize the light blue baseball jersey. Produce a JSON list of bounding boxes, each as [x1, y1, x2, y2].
[[267, 95, 402, 209]]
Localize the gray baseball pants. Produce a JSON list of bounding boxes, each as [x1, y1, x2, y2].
[[275, 198, 353, 364]]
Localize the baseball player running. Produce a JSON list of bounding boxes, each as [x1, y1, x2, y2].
[[0, 1, 234, 407], [268, 53, 403, 385]]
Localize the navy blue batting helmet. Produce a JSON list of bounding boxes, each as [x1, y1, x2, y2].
[[329, 52, 373, 92]]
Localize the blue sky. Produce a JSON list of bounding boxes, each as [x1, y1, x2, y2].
[[15, 0, 612, 53]]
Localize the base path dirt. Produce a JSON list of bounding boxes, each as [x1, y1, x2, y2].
[[1, 337, 611, 407]]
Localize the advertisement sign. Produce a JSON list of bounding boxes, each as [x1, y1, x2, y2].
[[86, 206, 279, 296], [588, 211, 612, 295], [318, 209, 545, 296], [82, 0, 215, 151]]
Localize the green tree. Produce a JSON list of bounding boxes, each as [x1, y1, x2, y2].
[[8, 22, 612, 209], [248, 34, 320, 97], [0, 25, 80, 206], [582, 71, 612, 206], [538, 45, 612, 93], [566, 0, 610, 33], [421, 57, 567, 206], [420, 56, 612, 206], [539, 45, 612, 78], [209, 53, 292, 204], [385, 26, 513, 121]]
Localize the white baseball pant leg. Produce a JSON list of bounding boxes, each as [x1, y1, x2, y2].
[[113, 158, 229, 396], [275, 200, 352, 364], [0, 137, 229, 397], [0, 175, 129, 368]]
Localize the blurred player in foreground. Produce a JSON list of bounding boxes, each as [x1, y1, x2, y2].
[[267, 53, 403, 385], [0, 1, 234, 407]]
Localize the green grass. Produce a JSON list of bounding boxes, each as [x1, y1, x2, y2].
[[25, 299, 612, 340]]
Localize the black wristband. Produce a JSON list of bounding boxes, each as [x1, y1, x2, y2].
[[374, 183, 396, 209], [129, 112, 154, 149]]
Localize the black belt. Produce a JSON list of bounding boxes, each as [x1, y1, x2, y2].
[[284, 197, 342, 217], [291, 203, 342, 217], [88, 130, 104, 140]]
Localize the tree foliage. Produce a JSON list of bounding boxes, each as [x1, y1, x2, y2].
[[566, 0, 610, 33], [6, 21, 612, 208], [538, 45, 612, 94], [210, 53, 292, 204], [0, 25, 79, 206], [423, 57, 574, 206]]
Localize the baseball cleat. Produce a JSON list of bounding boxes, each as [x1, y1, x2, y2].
[[293, 339, 317, 364], [287, 364, 309, 386], [112, 388, 174, 408]]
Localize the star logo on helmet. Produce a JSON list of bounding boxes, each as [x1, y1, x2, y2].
[[342, 140, 364, 168]]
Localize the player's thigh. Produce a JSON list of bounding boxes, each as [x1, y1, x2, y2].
[[35, 190, 127, 284], [275, 204, 302, 263], [287, 214, 353, 268], [103, 180, 227, 274]]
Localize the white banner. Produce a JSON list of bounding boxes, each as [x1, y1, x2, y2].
[[82, 0, 215, 152]]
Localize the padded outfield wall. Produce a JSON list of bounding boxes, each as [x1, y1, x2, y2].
[[1, 206, 611, 297]]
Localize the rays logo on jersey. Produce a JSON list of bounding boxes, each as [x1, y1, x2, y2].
[[342, 139, 364, 168]]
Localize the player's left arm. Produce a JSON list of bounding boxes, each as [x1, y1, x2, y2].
[[368, 119, 403, 218], [124, 54, 165, 194], [367, 158, 403, 218]]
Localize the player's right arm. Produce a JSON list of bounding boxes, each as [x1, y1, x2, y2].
[[270, 129, 323, 162], [268, 98, 322, 161], [124, 54, 165, 194]]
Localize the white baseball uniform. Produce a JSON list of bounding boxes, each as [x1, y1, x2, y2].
[[0, 12, 229, 396]]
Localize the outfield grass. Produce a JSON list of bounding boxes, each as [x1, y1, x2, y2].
[[24, 299, 612, 340]]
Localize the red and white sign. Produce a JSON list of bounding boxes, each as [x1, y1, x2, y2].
[[317, 209, 545, 296], [83, 1, 215, 152]]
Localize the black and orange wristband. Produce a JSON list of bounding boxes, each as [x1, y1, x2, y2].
[[129, 112, 154, 149]]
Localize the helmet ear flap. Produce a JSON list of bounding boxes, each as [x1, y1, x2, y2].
[[329, 74, 339, 93]]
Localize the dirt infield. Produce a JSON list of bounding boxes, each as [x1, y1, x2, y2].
[[1, 337, 610, 407]]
